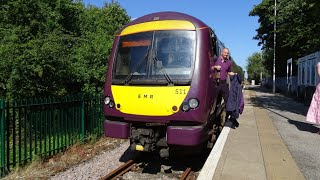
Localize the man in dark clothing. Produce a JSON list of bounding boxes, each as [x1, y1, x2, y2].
[[211, 48, 236, 125], [212, 48, 236, 106]]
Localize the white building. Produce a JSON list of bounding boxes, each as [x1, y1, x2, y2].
[[297, 51, 320, 87]]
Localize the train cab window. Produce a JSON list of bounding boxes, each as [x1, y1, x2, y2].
[[114, 32, 152, 77], [154, 31, 194, 75], [156, 37, 192, 68], [113, 30, 195, 84]]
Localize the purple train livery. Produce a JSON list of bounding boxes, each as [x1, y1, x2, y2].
[[103, 12, 226, 157]]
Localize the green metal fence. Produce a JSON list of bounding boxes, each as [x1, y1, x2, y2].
[[0, 95, 104, 176]]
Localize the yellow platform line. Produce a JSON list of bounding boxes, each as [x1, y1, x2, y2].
[[252, 91, 305, 180]]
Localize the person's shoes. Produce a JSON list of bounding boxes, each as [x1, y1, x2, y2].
[[234, 120, 239, 128], [230, 118, 239, 128], [230, 123, 236, 129]]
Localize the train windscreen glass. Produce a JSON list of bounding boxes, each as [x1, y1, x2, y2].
[[113, 30, 195, 85]]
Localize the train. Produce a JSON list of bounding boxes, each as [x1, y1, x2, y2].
[[103, 12, 227, 157]]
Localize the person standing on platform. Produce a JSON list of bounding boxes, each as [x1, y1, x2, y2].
[[306, 62, 320, 134], [211, 48, 236, 124], [211, 48, 236, 104]]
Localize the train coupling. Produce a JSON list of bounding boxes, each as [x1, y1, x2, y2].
[[159, 148, 169, 158]]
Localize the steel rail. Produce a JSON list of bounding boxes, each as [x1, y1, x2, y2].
[[180, 167, 196, 180], [101, 160, 136, 180]]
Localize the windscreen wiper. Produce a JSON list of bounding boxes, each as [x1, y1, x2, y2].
[[153, 55, 174, 86], [123, 45, 151, 85]]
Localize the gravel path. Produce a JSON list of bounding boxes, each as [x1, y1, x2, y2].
[[51, 141, 132, 180]]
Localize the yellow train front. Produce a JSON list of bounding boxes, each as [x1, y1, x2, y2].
[[103, 12, 222, 157]]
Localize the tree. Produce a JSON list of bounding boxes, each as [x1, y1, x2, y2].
[[231, 60, 244, 81], [0, 1, 130, 99], [0, 0, 80, 98], [246, 52, 266, 83], [70, 3, 130, 95], [249, 0, 320, 77]]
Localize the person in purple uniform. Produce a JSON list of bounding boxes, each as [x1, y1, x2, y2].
[[211, 48, 237, 124]]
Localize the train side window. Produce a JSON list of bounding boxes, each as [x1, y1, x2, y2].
[[210, 29, 219, 57], [217, 46, 221, 56], [211, 37, 216, 56]]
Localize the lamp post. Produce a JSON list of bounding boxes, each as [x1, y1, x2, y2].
[[273, 0, 277, 93], [260, 53, 263, 85]]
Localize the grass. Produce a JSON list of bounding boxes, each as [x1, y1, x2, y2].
[[3, 137, 126, 179], [1, 132, 82, 168]]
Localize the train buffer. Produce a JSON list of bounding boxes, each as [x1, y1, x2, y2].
[[198, 85, 312, 180]]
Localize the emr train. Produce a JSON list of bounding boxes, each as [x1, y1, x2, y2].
[[103, 12, 227, 157]]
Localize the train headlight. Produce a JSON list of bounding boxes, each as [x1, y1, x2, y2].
[[104, 96, 111, 105], [182, 103, 190, 112], [188, 98, 199, 109], [108, 100, 115, 108]]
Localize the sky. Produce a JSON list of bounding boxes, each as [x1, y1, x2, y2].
[[83, 0, 262, 72]]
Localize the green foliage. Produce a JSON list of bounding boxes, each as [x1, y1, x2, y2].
[[246, 52, 266, 82], [231, 60, 244, 81], [71, 3, 130, 95], [249, 0, 320, 76], [0, 1, 130, 99], [1, 31, 77, 99]]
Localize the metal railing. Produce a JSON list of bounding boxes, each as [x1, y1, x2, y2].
[[0, 94, 104, 176]]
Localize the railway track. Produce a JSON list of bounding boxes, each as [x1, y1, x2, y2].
[[180, 167, 196, 180], [100, 109, 225, 180], [101, 160, 196, 180], [101, 160, 138, 180]]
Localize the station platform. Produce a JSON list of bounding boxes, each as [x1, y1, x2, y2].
[[198, 86, 306, 180]]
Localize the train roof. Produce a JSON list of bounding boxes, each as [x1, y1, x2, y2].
[[117, 12, 210, 35]]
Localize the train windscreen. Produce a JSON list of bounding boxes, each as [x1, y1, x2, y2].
[[112, 30, 195, 85]]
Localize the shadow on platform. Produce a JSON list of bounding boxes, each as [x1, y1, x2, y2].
[[288, 119, 319, 134], [247, 86, 308, 116]]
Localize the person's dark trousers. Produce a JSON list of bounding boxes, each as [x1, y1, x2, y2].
[[215, 81, 230, 123], [215, 81, 229, 108]]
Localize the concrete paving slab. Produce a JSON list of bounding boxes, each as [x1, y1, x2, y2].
[[209, 89, 305, 180], [254, 88, 320, 179], [212, 90, 266, 180], [254, 105, 305, 180]]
